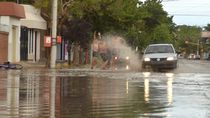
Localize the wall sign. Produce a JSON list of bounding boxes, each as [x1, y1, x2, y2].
[[44, 36, 51, 47]]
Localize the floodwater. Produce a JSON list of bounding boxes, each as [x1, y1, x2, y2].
[[0, 68, 210, 118]]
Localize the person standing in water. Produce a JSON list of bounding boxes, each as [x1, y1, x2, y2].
[[91, 35, 99, 69], [99, 40, 112, 69]]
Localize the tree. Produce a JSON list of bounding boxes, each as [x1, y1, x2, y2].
[[31, 0, 75, 65], [204, 24, 210, 31], [175, 25, 201, 54], [140, 0, 175, 48], [13, 0, 174, 51], [33, 0, 74, 35], [63, 18, 92, 48], [70, 0, 142, 43], [62, 18, 92, 64]]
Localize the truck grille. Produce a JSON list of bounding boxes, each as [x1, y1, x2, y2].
[[151, 58, 167, 62]]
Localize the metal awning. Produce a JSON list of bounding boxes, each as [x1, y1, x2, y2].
[[20, 5, 47, 30]]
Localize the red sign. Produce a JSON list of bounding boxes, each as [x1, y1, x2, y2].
[[57, 36, 62, 43], [44, 36, 51, 47]]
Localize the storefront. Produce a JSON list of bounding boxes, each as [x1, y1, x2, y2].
[[20, 4, 47, 62], [0, 2, 25, 63]]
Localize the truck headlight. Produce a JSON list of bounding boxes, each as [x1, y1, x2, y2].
[[144, 57, 150, 61], [126, 56, 130, 60], [167, 57, 174, 61]]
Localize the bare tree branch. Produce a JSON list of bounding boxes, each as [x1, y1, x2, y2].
[[62, 0, 74, 12]]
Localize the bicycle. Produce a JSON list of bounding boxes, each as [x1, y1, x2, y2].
[[0, 62, 23, 70]]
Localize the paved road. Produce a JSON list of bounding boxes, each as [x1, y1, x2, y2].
[[140, 59, 210, 73], [173, 59, 210, 73]]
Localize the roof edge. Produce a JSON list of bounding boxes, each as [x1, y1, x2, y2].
[[0, 2, 25, 19]]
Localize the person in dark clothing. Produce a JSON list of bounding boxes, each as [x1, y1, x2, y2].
[[91, 38, 99, 69], [99, 41, 112, 69]]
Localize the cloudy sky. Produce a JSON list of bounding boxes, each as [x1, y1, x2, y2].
[[140, 0, 210, 26], [161, 0, 210, 26]]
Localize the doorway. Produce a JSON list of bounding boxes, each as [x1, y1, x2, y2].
[[20, 27, 28, 61]]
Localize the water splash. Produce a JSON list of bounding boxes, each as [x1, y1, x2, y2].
[[100, 34, 141, 70]]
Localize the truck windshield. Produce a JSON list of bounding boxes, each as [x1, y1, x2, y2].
[[145, 45, 174, 54]]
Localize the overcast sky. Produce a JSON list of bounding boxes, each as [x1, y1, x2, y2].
[[140, 0, 210, 26], [161, 0, 210, 26]]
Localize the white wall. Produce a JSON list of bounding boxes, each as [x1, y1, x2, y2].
[[0, 16, 21, 62], [27, 29, 41, 62]]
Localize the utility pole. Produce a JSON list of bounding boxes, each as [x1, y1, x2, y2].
[[196, 40, 199, 55], [50, 1, 57, 117], [50, 0, 58, 68]]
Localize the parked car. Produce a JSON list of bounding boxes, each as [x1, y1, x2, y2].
[[142, 44, 178, 69], [178, 54, 184, 59], [188, 53, 195, 60], [187, 54, 200, 60], [195, 54, 200, 60]]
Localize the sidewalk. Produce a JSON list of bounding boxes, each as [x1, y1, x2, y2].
[[18, 61, 90, 69], [18, 61, 46, 69]]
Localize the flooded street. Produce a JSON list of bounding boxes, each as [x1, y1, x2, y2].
[[0, 59, 210, 118]]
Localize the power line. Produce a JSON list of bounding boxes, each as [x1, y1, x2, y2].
[[162, 0, 180, 2], [168, 14, 210, 17]]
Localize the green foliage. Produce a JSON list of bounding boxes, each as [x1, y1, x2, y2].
[[176, 25, 201, 43], [71, 0, 173, 47], [33, 0, 51, 26], [204, 24, 210, 31], [33, 0, 49, 8], [63, 18, 92, 49], [1, 0, 175, 51], [151, 24, 173, 43], [136, 0, 175, 49], [175, 25, 202, 53], [143, 0, 166, 29]]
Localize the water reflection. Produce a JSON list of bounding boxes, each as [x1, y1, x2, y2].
[[50, 70, 56, 118], [143, 72, 174, 105], [126, 79, 129, 94], [19, 70, 46, 118], [7, 70, 20, 118], [167, 77, 173, 105], [0, 69, 49, 118], [0, 70, 174, 117], [0, 70, 209, 117], [144, 79, 149, 103], [166, 73, 174, 105]]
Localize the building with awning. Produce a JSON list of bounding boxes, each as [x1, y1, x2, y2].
[[20, 4, 47, 62], [0, 2, 25, 63], [20, 4, 46, 30]]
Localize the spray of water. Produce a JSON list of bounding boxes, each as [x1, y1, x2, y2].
[[100, 34, 141, 70]]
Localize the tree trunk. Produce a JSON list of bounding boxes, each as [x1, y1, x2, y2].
[[67, 44, 71, 65], [73, 43, 80, 65], [79, 48, 82, 64], [85, 49, 89, 64]]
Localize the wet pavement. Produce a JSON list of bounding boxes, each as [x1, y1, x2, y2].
[[0, 59, 210, 118]]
